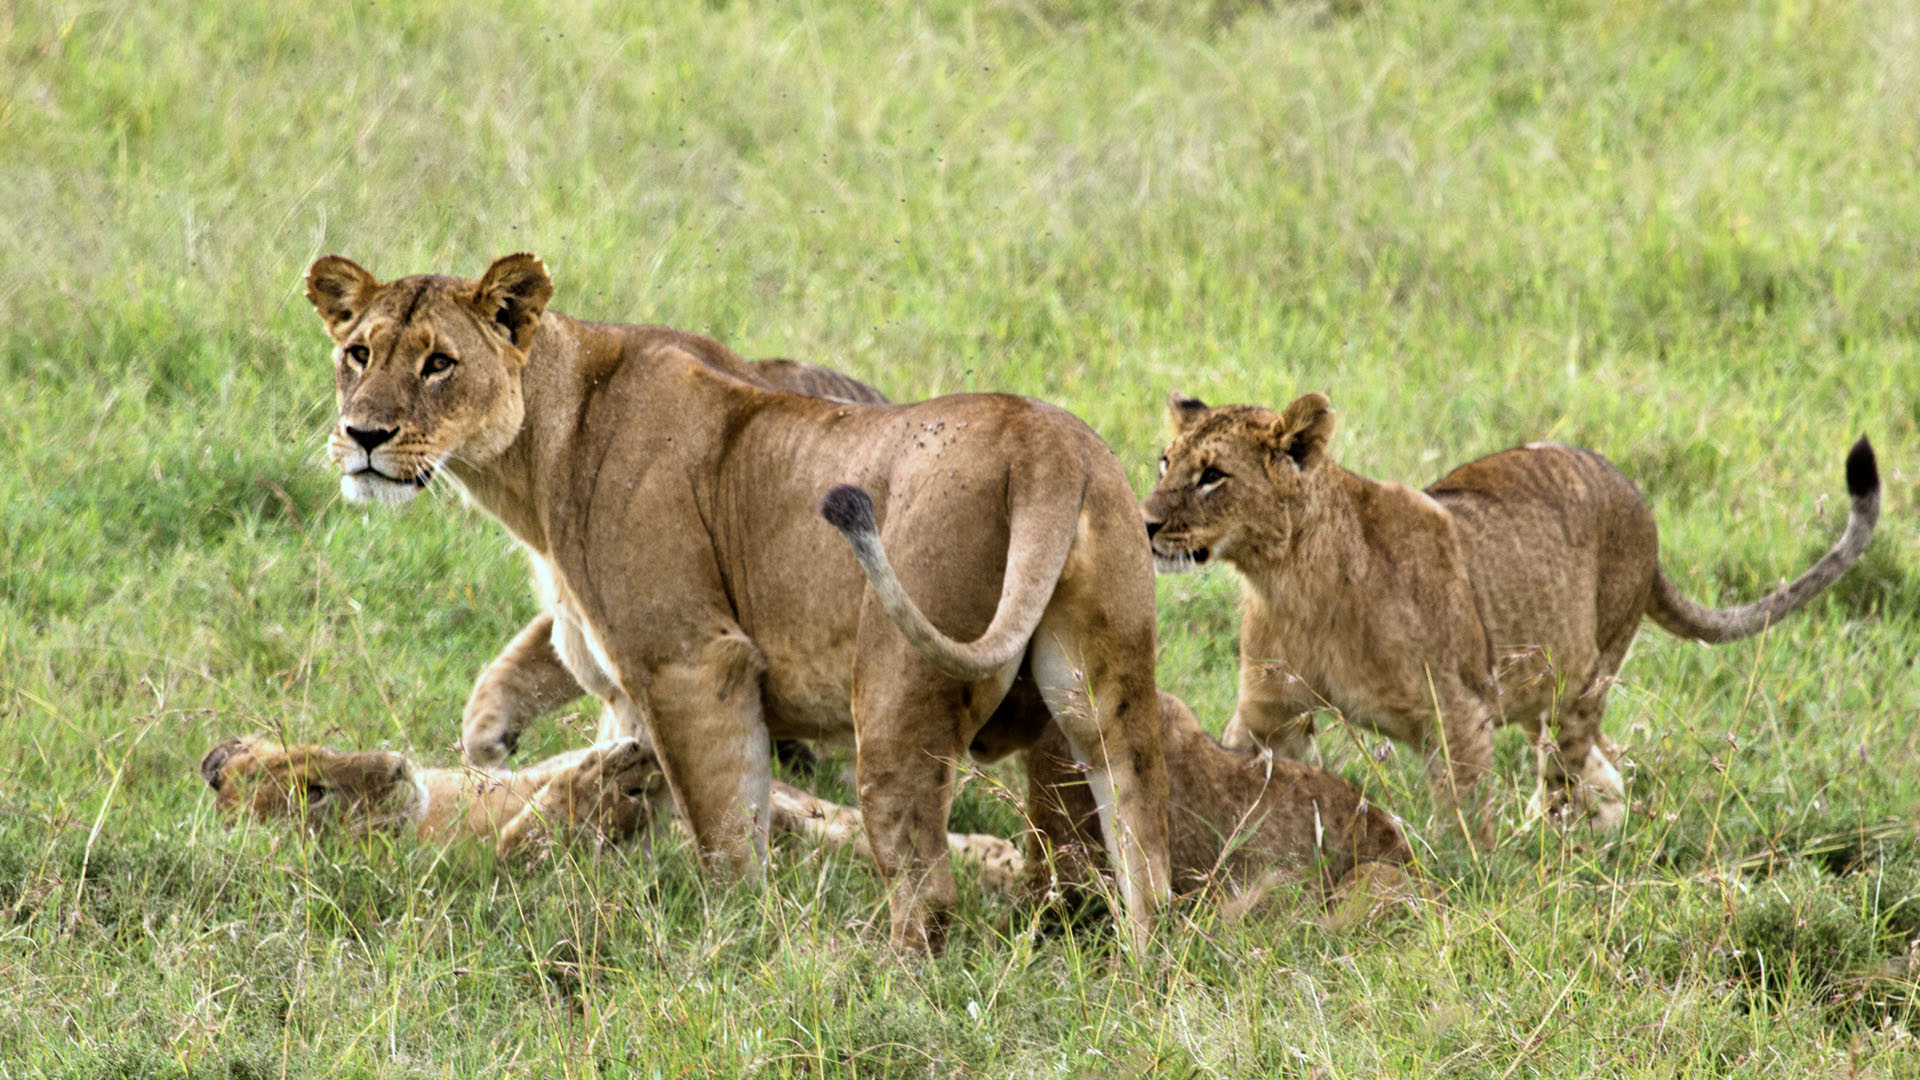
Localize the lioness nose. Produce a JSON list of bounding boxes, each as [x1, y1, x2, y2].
[[345, 426, 397, 451], [1145, 520, 1164, 540]]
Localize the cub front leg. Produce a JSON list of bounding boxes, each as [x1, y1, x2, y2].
[[1221, 655, 1320, 757], [495, 738, 670, 855], [461, 614, 586, 766]]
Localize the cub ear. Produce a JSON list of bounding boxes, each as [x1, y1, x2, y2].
[[472, 253, 554, 352], [1268, 392, 1335, 470], [200, 737, 249, 790], [1166, 391, 1210, 435], [305, 256, 379, 341]]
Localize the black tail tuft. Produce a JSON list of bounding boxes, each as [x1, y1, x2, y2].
[[1845, 436, 1878, 500], [819, 484, 878, 536]]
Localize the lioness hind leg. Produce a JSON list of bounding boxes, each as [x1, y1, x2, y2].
[[1029, 619, 1170, 952], [849, 673, 966, 953]]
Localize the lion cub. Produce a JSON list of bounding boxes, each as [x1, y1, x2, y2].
[[1142, 392, 1879, 831], [1021, 690, 1415, 920], [199, 734, 1023, 885], [200, 734, 673, 855]]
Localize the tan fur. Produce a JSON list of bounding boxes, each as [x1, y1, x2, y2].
[[457, 637, 1409, 919], [1023, 690, 1413, 918], [1143, 391, 1879, 832], [199, 734, 1019, 878], [199, 734, 672, 855], [304, 254, 1169, 951]]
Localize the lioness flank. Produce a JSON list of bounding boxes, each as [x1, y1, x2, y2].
[[303, 253, 1170, 950], [1142, 391, 1879, 832]]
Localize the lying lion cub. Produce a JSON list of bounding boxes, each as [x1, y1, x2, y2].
[[199, 734, 1023, 887], [1143, 392, 1879, 832], [451, 630, 1416, 919], [1020, 690, 1416, 920], [200, 734, 672, 855]]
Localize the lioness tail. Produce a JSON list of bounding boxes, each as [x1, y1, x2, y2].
[[1648, 436, 1879, 644], [820, 484, 1068, 682]]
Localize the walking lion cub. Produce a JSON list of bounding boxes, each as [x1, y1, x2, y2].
[[1142, 391, 1878, 832]]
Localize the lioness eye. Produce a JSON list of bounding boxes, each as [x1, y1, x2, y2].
[[1199, 467, 1228, 487], [304, 783, 327, 803], [422, 353, 457, 377], [344, 345, 369, 368]]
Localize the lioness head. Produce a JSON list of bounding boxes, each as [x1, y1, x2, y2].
[[200, 735, 427, 834], [1141, 391, 1335, 572], [304, 253, 553, 505]]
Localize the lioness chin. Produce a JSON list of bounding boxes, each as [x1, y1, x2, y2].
[[1143, 391, 1879, 835], [304, 253, 1170, 951]]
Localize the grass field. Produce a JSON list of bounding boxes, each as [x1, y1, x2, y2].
[[3, 0, 1918, 1075]]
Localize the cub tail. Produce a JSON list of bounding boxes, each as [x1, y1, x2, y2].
[[819, 484, 1069, 682], [1648, 436, 1880, 644]]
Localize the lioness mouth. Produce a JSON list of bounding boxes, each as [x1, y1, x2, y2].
[[351, 466, 432, 487]]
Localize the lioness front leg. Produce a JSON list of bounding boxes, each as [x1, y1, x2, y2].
[[630, 630, 774, 878], [461, 614, 587, 766]]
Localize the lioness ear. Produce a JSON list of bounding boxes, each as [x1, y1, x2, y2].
[[1167, 391, 1209, 435], [305, 256, 379, 341], [200, 738, 249, 790], [473, 253, 554, 352], [1269, 392, 1335, 470]]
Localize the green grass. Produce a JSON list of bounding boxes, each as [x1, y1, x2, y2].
[[3, 0, 1918, 1074]]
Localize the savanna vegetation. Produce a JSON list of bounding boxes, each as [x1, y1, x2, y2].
[[1, 1, 1916, 1075]]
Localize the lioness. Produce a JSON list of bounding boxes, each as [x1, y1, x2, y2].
[[304, 253, 1169, 949], [200, 734, 1024, 885], [200, 734, 673, 854], [1142, 392, 1879, 830]]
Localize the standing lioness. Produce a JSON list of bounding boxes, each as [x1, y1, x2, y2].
[[1143, 391, 1879, 831], [303, 253, 1169, 950]]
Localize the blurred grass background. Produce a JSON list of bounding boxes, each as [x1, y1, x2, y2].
[[1, 0, 1917, 1075]]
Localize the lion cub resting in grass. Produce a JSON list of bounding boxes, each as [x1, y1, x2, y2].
[[460, 632, 1418, 920], [1142, 391, 1880, 833], [199, 733, 1024, 886], [970, 682, 1417, 922]]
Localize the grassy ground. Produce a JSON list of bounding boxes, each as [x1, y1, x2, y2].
[[3, 0, 1918, 1075]]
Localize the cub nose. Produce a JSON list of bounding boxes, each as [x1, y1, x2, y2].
[[1145, 519, 1164, 540], [345, 425, 397, 451]]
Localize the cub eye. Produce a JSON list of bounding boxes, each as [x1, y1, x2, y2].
[[422, 353, 457, 377], [1157, 457, 1169, 478], [1198, 467, 1228, 488], [304, 783, 328, 803], [344, 345, 369, 368]]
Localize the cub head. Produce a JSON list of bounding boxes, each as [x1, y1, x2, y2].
[[200, 735, 426, 834], [304, 253, 554, 506], [1141, 391, 1336, 573]]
